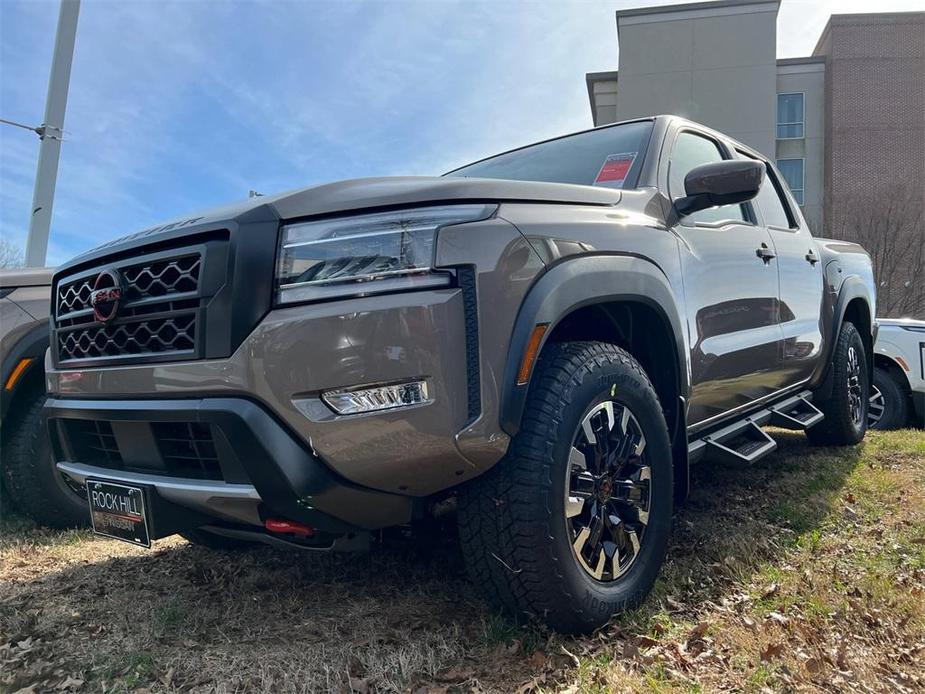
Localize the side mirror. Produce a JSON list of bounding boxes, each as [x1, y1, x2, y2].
[[675, 159, 764, 216]]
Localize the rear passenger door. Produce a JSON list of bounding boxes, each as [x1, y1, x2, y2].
[[665, 129, 782, 426], [741, 153, 825, 389]]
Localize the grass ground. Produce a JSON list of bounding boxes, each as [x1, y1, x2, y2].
[[1, 428, 924, 693]]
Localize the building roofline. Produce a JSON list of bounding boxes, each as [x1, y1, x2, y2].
[[828, 10, 925, 21], [813, 11, 925, 56], [585, 71, 619, 126], [776, 56, 826, 66], [616, 0, 779, 22]]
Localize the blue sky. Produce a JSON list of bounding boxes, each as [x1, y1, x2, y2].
[[1, 0, 919, 265]]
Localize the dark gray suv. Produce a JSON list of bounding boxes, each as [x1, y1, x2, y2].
[[41, 116, 876, 632]]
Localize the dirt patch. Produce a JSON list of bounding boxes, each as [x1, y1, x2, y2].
[[2, 429, 924, 693]]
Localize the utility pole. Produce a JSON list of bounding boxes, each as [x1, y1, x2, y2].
[[24, 0, 80, 268]]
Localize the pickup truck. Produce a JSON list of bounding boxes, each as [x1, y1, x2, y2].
[[869, 318, 925, 429], [1, 267, 89, 528], [38, 115, 876, 633]]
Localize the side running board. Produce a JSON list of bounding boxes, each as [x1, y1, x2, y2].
[[695, 419, 777, 465], [688, 390, 823, 465], [768, 393, 824, 430]]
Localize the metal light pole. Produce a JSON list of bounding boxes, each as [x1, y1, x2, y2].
[[24, 0, 80, 268]]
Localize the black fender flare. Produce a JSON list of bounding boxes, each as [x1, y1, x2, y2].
[[1, 319, 50, 422], [499, 254, 689, 437], [814, 275, 875, 399]]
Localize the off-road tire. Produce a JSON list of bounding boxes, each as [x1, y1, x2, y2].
[[1, 393, 89, 528], [869, 367, 909, 431], [807, 322, 869, 446], [180, 528, 258, 550], [457, 341, 673, 633]]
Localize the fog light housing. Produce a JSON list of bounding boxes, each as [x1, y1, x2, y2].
[[321, 380, 431, 415]]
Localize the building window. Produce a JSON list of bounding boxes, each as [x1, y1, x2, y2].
[[777, 158, 804, 205], [777, 93, 804, 139]]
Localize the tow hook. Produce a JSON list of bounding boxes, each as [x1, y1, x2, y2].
[[264, 518, 315, 538]]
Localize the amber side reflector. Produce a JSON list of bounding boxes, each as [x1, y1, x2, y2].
[[4, 358, 33, 391], [895, 356, 910, 372], [517, 324, 549, 385]]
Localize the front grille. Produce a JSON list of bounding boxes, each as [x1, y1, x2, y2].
[[62, 419, 223, 480], [152, 422, 222, 480], [54, 248, 209, 366], [65, 420, 123, 466], [57, 255, 201, 315], [59, 314, 196, 361]]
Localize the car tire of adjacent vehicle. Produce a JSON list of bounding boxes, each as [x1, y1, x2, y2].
[[869, 367, 909, 431], [807, 321, 869, 446], [457, 341, 673, 634], [1, 392, 89, 528]]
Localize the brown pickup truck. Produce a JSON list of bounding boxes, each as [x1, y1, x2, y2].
[[20, 115, 878, 632]]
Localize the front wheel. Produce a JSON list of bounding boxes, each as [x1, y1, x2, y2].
[[2, 392, 89, 528], [808, 322, 869, 446], [458, 341, 673, 633]]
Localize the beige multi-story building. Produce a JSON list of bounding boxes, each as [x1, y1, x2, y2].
[[586, 0, 924, 316]]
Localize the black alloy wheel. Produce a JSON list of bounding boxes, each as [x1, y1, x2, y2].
[[567, 399, 651, 582]]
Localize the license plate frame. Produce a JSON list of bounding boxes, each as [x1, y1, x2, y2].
[[86, 479, 152, 548]]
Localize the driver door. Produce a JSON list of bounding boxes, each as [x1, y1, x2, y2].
[[665, 129, 783, 426]]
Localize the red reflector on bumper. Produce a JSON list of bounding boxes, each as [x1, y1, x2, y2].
[[264, 518, 315, 537]]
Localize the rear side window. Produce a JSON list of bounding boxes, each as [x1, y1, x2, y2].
[[669, 131, 746, 225], [445, 121, 653, 189], [738, 152, 796, 229]]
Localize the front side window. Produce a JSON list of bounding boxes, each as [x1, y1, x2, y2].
[[446, 121, 653, 189], [777, 93, 804, 139], [776, 158, 804, 205], [669, 131, 746, 225], [750, 161, 795, 229]]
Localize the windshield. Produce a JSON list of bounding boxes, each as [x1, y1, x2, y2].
[[445, 120, 653, 189]]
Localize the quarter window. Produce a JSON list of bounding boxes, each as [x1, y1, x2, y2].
[[777, 93, 804, 139], [776, 158, 804, 205], [669, 132, 746, 225]]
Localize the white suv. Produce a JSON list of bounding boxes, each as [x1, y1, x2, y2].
[[870, 319, 925, 429]]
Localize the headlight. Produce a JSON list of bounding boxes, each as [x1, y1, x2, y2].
[[276, 204, 496, 305]]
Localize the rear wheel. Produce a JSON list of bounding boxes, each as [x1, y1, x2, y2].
[[458, 341, 673, 633], [807, 322, 869, 446], [2, 392, 89, 528], [868, 367, 909, 430]]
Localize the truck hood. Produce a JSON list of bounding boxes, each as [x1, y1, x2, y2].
[[61, 176, 623, 271], [267, 176, 622, 219]]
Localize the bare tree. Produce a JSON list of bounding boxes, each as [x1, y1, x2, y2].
[[834, 185, 924, 319], [0, 238, 24, 269]]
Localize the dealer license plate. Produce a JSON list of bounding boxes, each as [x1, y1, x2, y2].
[[87, 480, 151, 548]]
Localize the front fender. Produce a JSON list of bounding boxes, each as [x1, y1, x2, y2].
[[1, 318, 50, 421], [499, 254, 689, 436]]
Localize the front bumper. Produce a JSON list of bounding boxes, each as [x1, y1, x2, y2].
[[47, 397, 413, 533], [46, 216, 543, 530], [47, 287, 504, 497]]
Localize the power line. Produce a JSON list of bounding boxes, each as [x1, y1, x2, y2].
[[0, 118, 42, 136]]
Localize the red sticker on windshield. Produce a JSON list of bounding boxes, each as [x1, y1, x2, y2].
[[594, 152, 637, 189]]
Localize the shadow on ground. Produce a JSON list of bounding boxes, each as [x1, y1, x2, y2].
[[1, 430, 866, 692]]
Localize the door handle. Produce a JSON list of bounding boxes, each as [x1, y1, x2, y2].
[[805, 249, 819, 265], [755, 244, 776, 263]]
